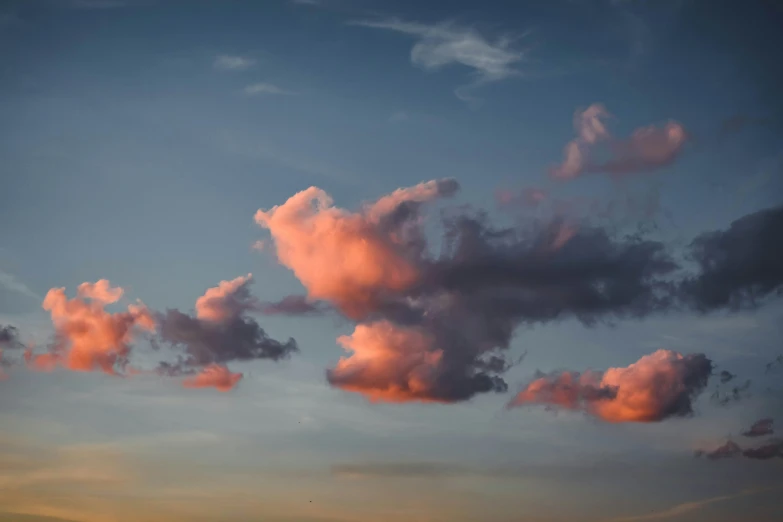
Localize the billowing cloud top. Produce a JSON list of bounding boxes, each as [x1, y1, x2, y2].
[[508, 350, 713, 423]]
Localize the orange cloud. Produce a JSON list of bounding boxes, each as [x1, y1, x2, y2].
[[255, 180, 457, 319], [509, 350, 713, 422], [327, 321, 446, 403], [28, 281, 155, 375], [182, 363, 243, 391], [195, 273, 254, 322]]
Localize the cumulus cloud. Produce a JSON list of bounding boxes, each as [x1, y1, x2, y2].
[[508, 350, 713, 422], [349, 19, 527, 102], [679, 205, 783, 312], [213, 54, 256, 71], [743, 418, 774, 438], [182, 363, 243, 392], [551, 104, 688, 179], [255, 179, 458, 320], [26, 280, 155, 375], [156, 274, 298, 386], [257, 180, 691, 403]]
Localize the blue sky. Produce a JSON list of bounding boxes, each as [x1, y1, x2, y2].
[[1, 1, 782, 521]]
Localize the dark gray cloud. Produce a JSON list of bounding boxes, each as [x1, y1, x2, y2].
[[155, 277, 298, 376], [710, 378, 752, 407], [0, 324, 25, 370], [679, 205, 783, 312], [743, 439, 783, 460], [695, 440, 741, 460], [259, 295, 327, 316], [743, 418, 774, 438]]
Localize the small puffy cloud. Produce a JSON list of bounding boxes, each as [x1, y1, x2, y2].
[[26, 281, 155, 375], [327, 321, 446, 403], [182, 363, 243, 392], [213, 54, 256, 71], [743, 418, 774, 438], [551, 104, 688, 179], [508, 350, 713, 423], [243, 82, 295, 96], [156, 274, 297, 387]]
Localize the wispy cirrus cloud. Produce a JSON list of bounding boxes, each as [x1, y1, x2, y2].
[[243, 82, 295, 96], [348, 18, 528, 103], [609, 487, 776, 522], [213, 54, 256, 71], [0, 268, 39, 301]]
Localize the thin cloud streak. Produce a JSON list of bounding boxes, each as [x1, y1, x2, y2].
[[609, 487, 778, 521], [348, 18, 528, 102], [243, 83, 295, 96], [213, 55, 256, 71]]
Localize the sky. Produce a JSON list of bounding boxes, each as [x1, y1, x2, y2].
[[0, 0, 782, 521]]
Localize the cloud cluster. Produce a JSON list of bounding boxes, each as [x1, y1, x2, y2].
[[508, 350, 713, 423], [4, 275, 296, 392], [551, 104, 688, 179], [255, 176, 778, 406]]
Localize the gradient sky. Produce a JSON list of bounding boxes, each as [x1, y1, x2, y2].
[[1, 1, 782, 521]]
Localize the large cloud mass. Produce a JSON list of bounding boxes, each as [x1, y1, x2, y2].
[[256, 180, 695, 404]]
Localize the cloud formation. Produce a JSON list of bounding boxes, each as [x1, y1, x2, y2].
[[743, 418, 774, 438], [26, 280, 155, 375], [551, 104, 688, 179], [508, 350, 713, 422], [349, 19, 527, 102], [257, 180, 698, 403], [156, 274, 298, 385], [679, 205, 783, 311]]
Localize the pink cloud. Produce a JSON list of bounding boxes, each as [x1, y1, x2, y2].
[[27, 281, 155, 375], [182, 363, 243, 392], [551, 104, 688, 179], [255, 180, 457, 319], [195, 273, 255, 322], [509, 350, 713, 423], [326, 321, 446, 403]]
